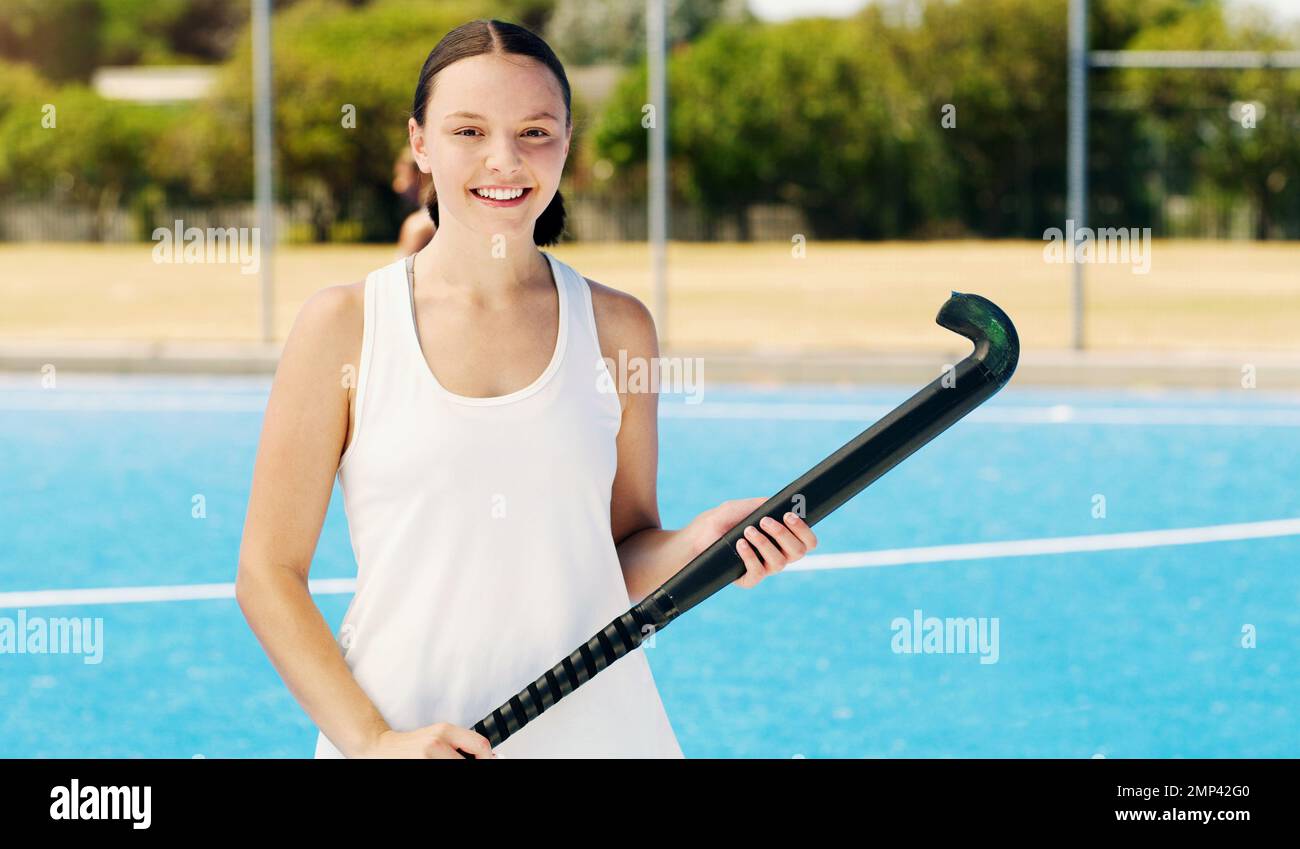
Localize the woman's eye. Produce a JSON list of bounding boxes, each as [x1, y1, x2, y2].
[[454, 128, 548, 138]]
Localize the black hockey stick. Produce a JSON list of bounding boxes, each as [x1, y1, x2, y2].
[[461, 291, 1019, 756]]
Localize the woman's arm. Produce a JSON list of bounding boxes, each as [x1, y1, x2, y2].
[[235, 283, 392, 757], [593, 289, 692, 604], [594, 284, 817, 606], [239, 284, 492, 759]]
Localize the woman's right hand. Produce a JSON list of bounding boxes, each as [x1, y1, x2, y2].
[[357, 723, 497, 759]]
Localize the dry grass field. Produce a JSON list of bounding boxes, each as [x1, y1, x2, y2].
[[1, 240, 1295, 354]]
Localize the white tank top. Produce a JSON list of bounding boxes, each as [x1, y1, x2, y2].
[[314, 250, 684, 758]]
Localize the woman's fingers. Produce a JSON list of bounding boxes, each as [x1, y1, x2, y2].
[[742, 524, 785, 573], [731, 512, 820, 588], [733, 537, 765, 588], [758, 515, 807, 564], [433, 722, 494, 759], [780, 512, 818, 552]]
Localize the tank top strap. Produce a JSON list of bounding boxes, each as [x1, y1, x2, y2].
[[548, 252, 596, 351], [338, 256, 417, 474], [370, 254, 420, 377], [546, 252, 622, 421]]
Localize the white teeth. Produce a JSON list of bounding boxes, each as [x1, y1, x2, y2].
[[474, 187, 525, 200]]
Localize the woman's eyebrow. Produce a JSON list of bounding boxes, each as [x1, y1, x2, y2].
[[443, 110, 560, 122]]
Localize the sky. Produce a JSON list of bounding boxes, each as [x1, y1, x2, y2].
[[748, 0, 1300, 24]]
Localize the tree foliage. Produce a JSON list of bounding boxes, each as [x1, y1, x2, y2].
[[0, 0, 1296, 241]]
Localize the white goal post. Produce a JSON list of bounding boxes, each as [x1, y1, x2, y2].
[[1066, 0, 1300, 350]]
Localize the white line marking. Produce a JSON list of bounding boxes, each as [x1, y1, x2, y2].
[[788, 517, 1300, 571], [0, 394, 267, 412], [1, 520, 1296, 609], [0, 578, 356, 609]]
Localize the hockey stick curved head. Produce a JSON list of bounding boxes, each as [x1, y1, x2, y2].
[[937, 291, 1020, 385]]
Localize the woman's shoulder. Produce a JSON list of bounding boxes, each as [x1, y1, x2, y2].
[[582, 276, 659, 357], [280, 280, 366, 374], [295, 279, 366, 335]]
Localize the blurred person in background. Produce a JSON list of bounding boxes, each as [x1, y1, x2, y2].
[[393, 145, 435, 256]]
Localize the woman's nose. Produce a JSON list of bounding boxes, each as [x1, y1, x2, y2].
[[485, 137, 523, 175]]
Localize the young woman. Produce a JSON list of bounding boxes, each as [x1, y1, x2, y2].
[[236, 18, 817, 759]]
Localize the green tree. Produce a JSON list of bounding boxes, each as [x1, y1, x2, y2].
[[1117, 1, 1300, 237], [544, 0, 753, 66], [159, 0, 496, 240], [0, 0, 252, 80], [594, 15, 955, 239], [0, 63, 185, 238], [889, 0, 1072, 237], [0, 0, 103, 82]]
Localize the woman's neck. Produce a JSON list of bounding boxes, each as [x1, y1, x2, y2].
[[417, 224, 549, 305]]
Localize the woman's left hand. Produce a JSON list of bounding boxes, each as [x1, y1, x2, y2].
[[685, 497, 818, 589]]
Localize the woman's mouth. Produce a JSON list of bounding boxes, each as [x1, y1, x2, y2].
[[469, 186, 532, 208]]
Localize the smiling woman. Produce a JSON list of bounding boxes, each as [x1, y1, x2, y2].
[[235, 16, 820, 764], [410, 28, 572, 245]]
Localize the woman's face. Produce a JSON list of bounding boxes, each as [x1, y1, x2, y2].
[[411, 53, 571, 239]]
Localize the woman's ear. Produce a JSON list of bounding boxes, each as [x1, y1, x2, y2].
[[409, 117, 431, 174]]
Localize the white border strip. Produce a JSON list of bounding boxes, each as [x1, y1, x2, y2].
[[2, 520, 1296, 609]]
